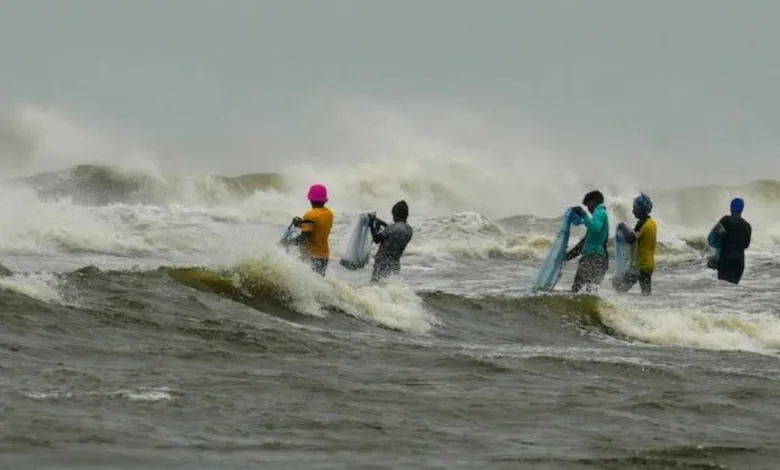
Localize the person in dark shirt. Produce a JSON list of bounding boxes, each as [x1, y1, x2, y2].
[[368, 200, 413, 283], [712, 197, 751, 285]]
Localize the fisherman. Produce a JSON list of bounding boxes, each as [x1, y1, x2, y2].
[[565, 190, 610, 293], [711, 197, 751, 285], [285, 183, 334, 276], [368, 200, 413, 283], [612, 193, 657, 295]]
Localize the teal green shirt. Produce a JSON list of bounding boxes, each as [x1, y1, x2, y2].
[[580, 204, 609, 257]]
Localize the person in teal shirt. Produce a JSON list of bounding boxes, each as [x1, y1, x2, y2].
[[565, 190, 610, 292]]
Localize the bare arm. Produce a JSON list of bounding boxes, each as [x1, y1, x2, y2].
[[370, 218, 388, 244]]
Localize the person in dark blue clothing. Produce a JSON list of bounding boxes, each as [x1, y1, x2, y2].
[[711, 197, 751, 285]]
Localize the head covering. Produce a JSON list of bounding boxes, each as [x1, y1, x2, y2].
[[633, 193, 653, 216], [730, 197, 744, 214], [307, 184, 328, 203], [582, 190, 604, 206], [391, 200, 409, 221]]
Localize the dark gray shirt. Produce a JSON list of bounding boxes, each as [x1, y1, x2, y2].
[[373, 221, 413, 264]]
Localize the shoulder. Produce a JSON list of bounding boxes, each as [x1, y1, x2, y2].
[[305, 207, 333, 222], [645, 218, 657, 231], [388, 222, 413, 236], [400, 223, 414, 241], [385, 222, 402, 232], [302, 209, 316, 220]]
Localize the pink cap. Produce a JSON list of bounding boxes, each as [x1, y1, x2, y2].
[[307, 183, 328, 203]]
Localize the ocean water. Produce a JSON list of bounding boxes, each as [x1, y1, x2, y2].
[[0, 107, 780, 470]]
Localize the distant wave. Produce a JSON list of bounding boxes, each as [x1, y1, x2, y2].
[[8, 164, 780, 214], [6, 164, 286, 206], [2, 163, 779, 270]]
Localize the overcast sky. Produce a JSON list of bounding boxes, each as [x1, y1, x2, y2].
[[1, 0, 779, 185]]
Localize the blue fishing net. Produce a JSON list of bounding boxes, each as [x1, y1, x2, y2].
[[613, 224, 631, 278], [532, 208, 582, 291]]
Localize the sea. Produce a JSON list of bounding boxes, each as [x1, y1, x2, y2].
[[1, 112, 780, 470]]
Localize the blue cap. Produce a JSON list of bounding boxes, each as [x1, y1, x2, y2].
[[730, 197, 744, 214], [633, 193, 653, 215]]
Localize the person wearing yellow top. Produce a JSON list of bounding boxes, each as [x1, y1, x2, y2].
[[285, 183, 334, 276], [612, 193, 657, 295]]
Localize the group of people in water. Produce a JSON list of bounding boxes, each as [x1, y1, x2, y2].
[[280, 183, 753, 293], [281, 183, 414, 283], [564, 190, 658, 295], [563, 190, 752, 295]]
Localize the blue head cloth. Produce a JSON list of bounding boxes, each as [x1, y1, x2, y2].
[[633, 193, 653, 216], [730, 197, 744, 214]]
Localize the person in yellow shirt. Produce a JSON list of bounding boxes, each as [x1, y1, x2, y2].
[[285, 183, 334, 276], [612, 193, 657, 295]]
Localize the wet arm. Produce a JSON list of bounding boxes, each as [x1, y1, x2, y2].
[[370, 218, 388, 244], [744, 223, 752, 250], [623, 224, 640, 245]]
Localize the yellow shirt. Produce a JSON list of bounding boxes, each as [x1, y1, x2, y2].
[[631, 217, 657, 271], [300, 207, 334, 259]]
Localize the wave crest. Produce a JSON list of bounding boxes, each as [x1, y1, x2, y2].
[[9, 164, 285, 206]]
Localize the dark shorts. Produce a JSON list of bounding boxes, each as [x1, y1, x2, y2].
[[612, 269, 653, 295], [717, 256, 744, 285], [309, 258, 329, 276], [371, 258, 401, 283], [572, 254, 609, 293]]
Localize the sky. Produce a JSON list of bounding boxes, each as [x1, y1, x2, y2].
[[0, 0, 779, 186]]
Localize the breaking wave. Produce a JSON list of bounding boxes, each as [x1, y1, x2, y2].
[[2, 261, 779, 356]]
